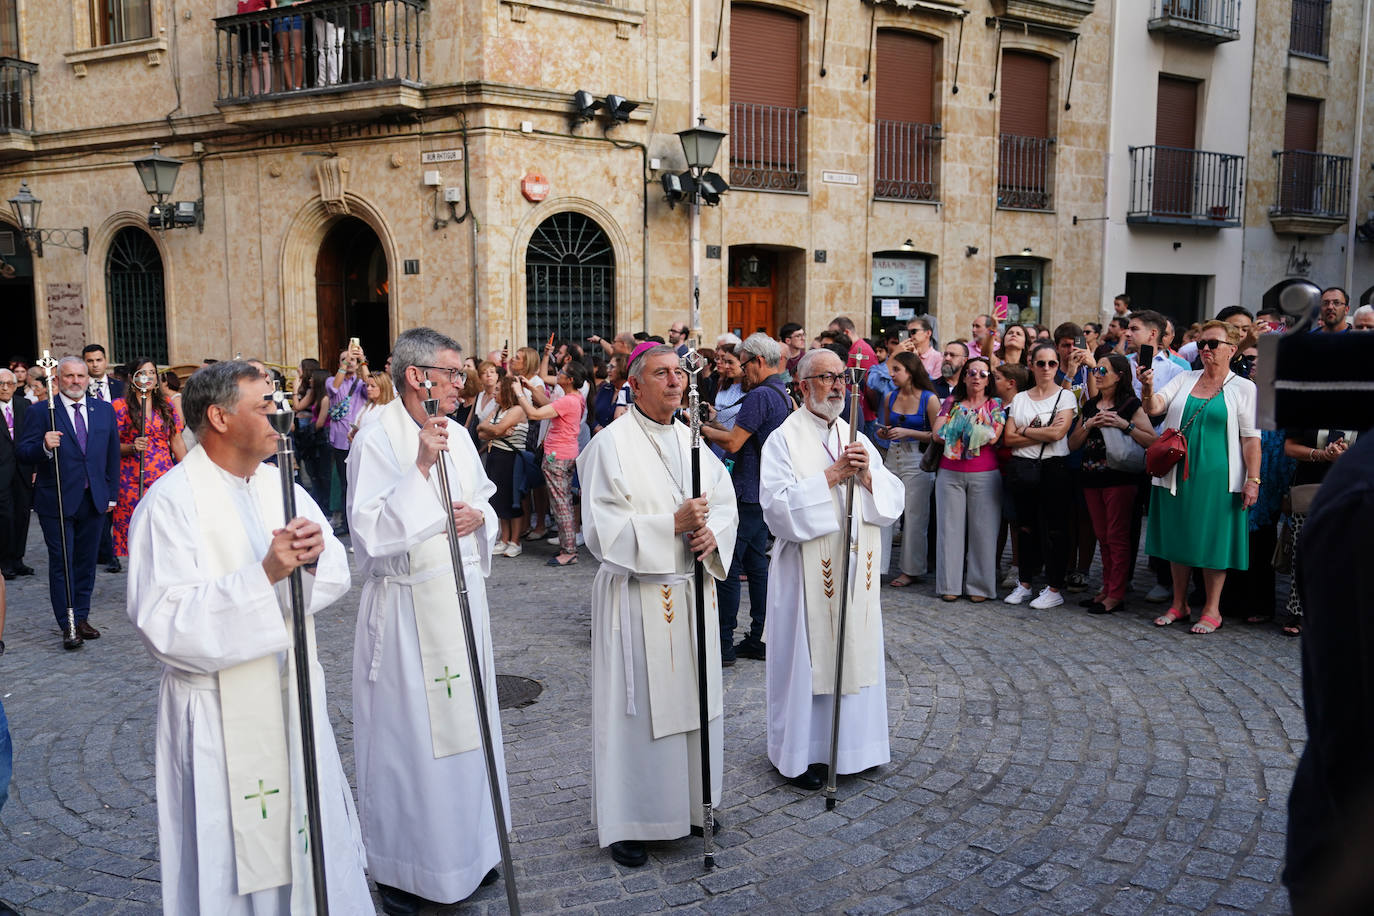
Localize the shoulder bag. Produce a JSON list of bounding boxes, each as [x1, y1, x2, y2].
[[1101, 405, 1147, 474], [1145, 377, 1229, 480], [1005, 389, 1065, 490], [919, 396, 955, 474]]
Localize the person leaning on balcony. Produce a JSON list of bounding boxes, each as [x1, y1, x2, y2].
[[273, 0, 306, 91], [236, 0, 274, 95]]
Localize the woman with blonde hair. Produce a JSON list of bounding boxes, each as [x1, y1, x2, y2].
[[1140, 320, 1260, 635], [348, 369, 395, 441]]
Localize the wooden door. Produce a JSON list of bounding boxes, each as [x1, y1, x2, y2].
[[727, 289, 773, 339], [1154, 77, 1199, 216], [316, 232, 346, 366]]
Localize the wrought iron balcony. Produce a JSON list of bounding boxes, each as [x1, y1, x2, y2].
[[1147, 0, 1240, 44], [1269, 150, 1350, 235], [874, 120, 940, 203], [0, 58, 36, 134], [214, 0, 424, 105], [729, 102, 806, 192], [997, 134, 1055, 211], [1290, 0, 1330, 57], [1127, 146, 1244, 227]]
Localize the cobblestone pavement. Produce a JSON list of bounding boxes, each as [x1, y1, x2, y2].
[[0, 523, 1302, 914]]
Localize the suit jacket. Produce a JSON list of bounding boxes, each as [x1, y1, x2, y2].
[[16, 396, 121, 516], [91, 375, 125, 403], [0, 397, 31, 488]]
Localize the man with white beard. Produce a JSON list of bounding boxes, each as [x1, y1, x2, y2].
[[759, 348, 904, 789]]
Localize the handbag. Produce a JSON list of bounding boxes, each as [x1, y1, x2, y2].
[[1145, 377, 1229, 480], [919, 396, 955, 473], [1006, 389, 1065, 489], [1102, 425, 1147, 473]]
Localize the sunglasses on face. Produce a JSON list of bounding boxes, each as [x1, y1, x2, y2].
[[966, 369, 990, 379], [1033, 359, 1058, 368], [1196, 339, 1231, 351], [1090, 365, 1109, 377]]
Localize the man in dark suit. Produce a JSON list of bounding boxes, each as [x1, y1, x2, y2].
[[17, 356, 120, 649], [0, 369, 35, 580], [83, 344, 124, 573]]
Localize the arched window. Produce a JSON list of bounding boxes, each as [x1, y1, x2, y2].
[[525, 212, 615, 347], [106, 226, 167, 364]]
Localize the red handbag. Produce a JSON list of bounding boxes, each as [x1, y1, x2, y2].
[[1144, 378, 1229, 480]]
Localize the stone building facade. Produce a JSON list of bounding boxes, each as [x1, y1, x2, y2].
[[0, 0, 1117, 369]]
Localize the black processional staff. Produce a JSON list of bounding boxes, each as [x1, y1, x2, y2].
[[35, 351, 78, 647], [681, 348, 716, 870], [824, 353, 867, 811], [265, 385, 330, 915], [420, 374, 522, 915]]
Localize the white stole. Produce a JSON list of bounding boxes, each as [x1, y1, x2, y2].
[[183, 447, 299, 895], [613, 410, 723, 740], [376, 399, 481, 758], [779, 409, 882, 696]]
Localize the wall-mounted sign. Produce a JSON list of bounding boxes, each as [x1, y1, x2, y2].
[[421, 149, 463, 163], [822, 171, 859, 185], [521, 173, 550, 203], [872, 256, 926, 298]]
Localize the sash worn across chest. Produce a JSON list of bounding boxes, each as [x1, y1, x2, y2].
[[377, 398, 482, 758], [607, 412, 722, 740], [778, 409, 882, 696]]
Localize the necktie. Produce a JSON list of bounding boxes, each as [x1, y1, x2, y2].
[[95, 381, 106, 401], [3, 403, 11, 438], [73, 402, 88, 451]]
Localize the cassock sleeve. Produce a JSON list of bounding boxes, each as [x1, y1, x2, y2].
[[293, 479, 351, 613], [126, 478, 294, 676], [759, 432, 841, 542]]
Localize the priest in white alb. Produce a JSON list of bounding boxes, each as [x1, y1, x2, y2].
[[126, 360, 371, 915], [577, 343, 738, 869], [346, 327, 509, 915], [760, 347, 904, 790]]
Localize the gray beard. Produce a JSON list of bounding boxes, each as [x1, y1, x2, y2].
[[808, 395, 844, 423]]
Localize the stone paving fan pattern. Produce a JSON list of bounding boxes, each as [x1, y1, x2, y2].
[[0, 527, 1300, 913]]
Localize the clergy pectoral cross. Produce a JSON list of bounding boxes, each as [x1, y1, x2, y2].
[[244, 779, 281, 820], [434, 665, 462, 698]]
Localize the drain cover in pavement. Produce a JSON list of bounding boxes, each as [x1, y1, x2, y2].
[[496, 675, 543, 709]]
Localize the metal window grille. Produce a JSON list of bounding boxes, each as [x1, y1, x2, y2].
[[1290, 0, 1330, 56], [1127, 145, 1245, 224], [1273, 150, 1350, 218], [106, 227, 168, 365], [997, 134, 1054, 211], [525, 212, 615, 349], [1153, 0, 1241, 31], [729, 102, 806, 191], [214, 0, 424, 102], [0, 57, 34, 133], [874, 120, 940, 202]]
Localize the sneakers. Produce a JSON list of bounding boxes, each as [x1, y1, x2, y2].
[[496, 540, 510, 555], [1064, 571, 1088, 592], [503, 542, 523, 558], [1029, 587, 1065, 610], [1004, 584, 1033, 605], [1145, 584, 1171, 604]]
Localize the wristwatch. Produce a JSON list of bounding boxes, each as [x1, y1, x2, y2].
[[1125, 422, 1135, 433], [1246, 477, 1261, 485]]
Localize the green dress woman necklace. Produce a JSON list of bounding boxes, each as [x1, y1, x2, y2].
[[1145, 392, 1249, 570]]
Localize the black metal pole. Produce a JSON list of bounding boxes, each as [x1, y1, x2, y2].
[[35, 351, 76, 644], [266, 390, 330, 915], [681, 349, 714, 869]]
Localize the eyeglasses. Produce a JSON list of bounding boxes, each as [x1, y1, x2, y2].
[[740, 354, 759, 368], [966, 369, 990, 379], [1196, 339, 1232, 351], [1090, 365, 1110, 377], [1033, 359, 1059, 368], [803, 372, 847, 387], [415, 365, 464, 382]]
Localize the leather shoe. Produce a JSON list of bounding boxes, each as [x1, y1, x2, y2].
[[787, 763, 827, 791], [1, 569, 14, 580], [63, 633, 84, 651], [376, 883, 423, 916], [689, 814, 724, 837], [735, 639, 766, 660], [609, 840, 648, 868], [480, 868, 500, 887], [0, 639, 5, 657], [15, 564, 35, 576], [77, 621, 101, 640], [105, 558, 123, 573]]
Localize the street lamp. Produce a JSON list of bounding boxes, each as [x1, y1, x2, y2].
[[661, 118, 731, 339], [677, 121, 726, 173], [132, 143, 203, 231], [6, 180, 88, 257]]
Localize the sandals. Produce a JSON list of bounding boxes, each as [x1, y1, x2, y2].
[[546, 554, 579, 567], [1153, 607, 1190, 627], [1190, 614, 1223, 635], [890, 575, 916, 588], [968, 596, 988, 603], [1281, 623, 1301, 638], [941, 595, 959, 602]]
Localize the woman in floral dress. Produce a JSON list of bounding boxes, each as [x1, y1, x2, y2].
[[113, 359, 187, 557]]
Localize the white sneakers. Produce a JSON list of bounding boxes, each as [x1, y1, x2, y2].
[[504, 542, 523, 558], [1004, 584, 1033, 605], [1005, 584, 1064, 609]]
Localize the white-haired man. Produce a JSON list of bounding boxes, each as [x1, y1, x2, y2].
[[759, 348, 903, 790], [346, 327, 509, 914], [577, 342, 738, 868]]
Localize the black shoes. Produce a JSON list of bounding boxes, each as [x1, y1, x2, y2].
[[14, 564, 34, 576], [105, 558, 122, 574], [77, 621, 101, 640], [735, 639, 766, 660], [480, 868, 500, 887], [1089, 601, 1124, 616], [787, 763, 827, 791], [62, 633, 83, 651], [376, 883, 423, 916], [610, 840, 648, 868]]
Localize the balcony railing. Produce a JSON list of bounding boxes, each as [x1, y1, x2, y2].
[[1147, 0, 1241, 43], [0, 58, 36, 134], [729, 102, 806, 192], [997, 134, 1054, 211], [1127, 145, 1244, 227], [1272, 150, 1350, 218], [1290, 0, 1330, 57], [214, 0, 424, 103], [874, 120, 940, 202]]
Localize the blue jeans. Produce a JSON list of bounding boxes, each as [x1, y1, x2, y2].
[[0, 694, 11, 812], [717, 500, 770, 654]]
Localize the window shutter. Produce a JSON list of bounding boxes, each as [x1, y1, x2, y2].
[[1284, 96, 1320, 151], [730, 5, 802, 108], [998, 51, 1050, 139], [876, 30, 935, 124], [1154, 76, 1198, 149]]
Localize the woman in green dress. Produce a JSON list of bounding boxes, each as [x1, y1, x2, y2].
[[1139, 320, 1261, 635]]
